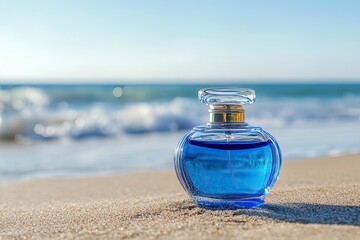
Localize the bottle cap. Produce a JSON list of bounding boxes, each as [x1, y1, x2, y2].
[[198, 88, 256, 105]]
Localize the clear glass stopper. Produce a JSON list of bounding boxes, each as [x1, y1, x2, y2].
[[198, 88, 256, 105]]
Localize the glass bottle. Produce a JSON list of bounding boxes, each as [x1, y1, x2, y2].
[[174, 88, 281, 209]]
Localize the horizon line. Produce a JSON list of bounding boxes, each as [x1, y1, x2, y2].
[[0, 77, 359, 85]]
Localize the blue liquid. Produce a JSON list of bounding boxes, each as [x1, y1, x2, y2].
[[181, 139, 276, 208]]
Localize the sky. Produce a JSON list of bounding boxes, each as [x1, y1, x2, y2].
[[0, 0, 360, 83]]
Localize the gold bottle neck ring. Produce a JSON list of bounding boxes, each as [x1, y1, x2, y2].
[[209, 105, 245, 123]]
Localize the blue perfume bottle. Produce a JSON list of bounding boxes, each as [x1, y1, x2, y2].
[[174, 88, 281, 209]]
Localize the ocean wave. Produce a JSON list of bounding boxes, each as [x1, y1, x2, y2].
[[0, 87, 206, 141], [0, 87, 49, 140], [0, 87, 49, 111], [114, 98, 204, 133], [0, 86, 359, 142]]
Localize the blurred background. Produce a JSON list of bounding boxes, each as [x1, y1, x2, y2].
[[0, 1, 359, 181]]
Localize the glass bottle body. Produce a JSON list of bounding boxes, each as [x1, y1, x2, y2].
[[174, 124, 281, 209]]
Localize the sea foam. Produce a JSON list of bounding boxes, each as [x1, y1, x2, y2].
[[0, 86, 359, 142]]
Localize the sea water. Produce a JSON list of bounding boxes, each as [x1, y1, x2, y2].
[[0, 83, 359, 180]]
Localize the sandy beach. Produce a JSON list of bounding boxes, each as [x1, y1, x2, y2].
[[0, 153, 359, 239]]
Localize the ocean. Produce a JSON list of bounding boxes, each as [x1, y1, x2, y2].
[[0, 83, 359, 181]]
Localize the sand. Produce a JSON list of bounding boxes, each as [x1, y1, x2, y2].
[[0, 154, 359, 239]]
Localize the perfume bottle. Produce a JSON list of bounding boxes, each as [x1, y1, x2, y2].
[[174, 88, 281, 209]]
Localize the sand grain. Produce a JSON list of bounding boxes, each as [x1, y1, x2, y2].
[[0, 154, 359, 239]]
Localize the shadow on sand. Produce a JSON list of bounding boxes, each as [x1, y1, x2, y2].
[[234, 203, 360, 226]]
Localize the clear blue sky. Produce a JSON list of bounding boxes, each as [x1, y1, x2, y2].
[[0, 0, 360, 83]]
